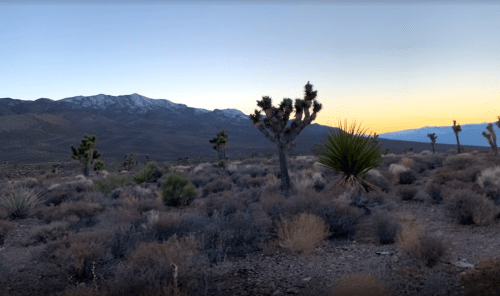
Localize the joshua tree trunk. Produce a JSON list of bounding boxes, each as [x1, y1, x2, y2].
[[277, 141, 291, 197], [455, 134, 461, 154], [82, 165, 90, 177], [431, 143, 435, 154]]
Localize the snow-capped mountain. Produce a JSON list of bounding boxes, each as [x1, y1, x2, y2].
[[378, 122, 499, 147], [0, 93, 249, 122]]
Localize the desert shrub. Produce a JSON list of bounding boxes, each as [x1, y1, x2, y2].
[[477, 166, 500, 204], [109, 234, 205, 296], [161, 172, 196, 207], [202, 177, 232, 197], [373, 212, 401, 245], [133, 162, 163, 184], [398, 185, 419, 201], [398, 170, 417, 185], [363, 170, 391, 192], [119, 185, 154, 201], [317, 202, 364, 240], [446, 190, 498, 225], [66, 201, 103, 218], [0, 220, 16, 245], [155, 210, 265, 263], [388, 163, 409, 176], [276, 213, 330, 254], [397, 216, 448, 267], [0, 185, 41, 219], [332, 273, 389, 296], [26, 221, 70, 245], [459, 257, 500, 296], [416, 234, 448, 267], [426, 183, 443, 204], [443, 153, 475, 170]]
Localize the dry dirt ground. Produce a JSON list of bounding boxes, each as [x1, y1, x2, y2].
[[0, 152, 499, 296]]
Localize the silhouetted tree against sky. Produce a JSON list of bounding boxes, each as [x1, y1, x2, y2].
[[250, 81, 322, 197]]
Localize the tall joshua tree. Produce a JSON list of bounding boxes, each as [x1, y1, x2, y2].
[[452, 120, 462, 154], [209, 130, 229, 160], [250, 81, 322, 197], [71, 134, 103, 177], [427, 133, 437, 154], [482, 122, 498, 156]]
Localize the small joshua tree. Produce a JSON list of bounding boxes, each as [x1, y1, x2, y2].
[[71, 134, 103, 177], [452, 120, 462, 154], [482, 123, 498, 156], [122, 153, 138, 171], [368, 132, 379, 145], [427, 133, 438, 154], [250, 81, 322, 197], [209, 130, 229, 160]]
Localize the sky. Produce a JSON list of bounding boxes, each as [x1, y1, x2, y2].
[[1, 0, 499, 134]]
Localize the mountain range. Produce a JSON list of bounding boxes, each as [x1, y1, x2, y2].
[[378, 122, 499, 147], [0, 93, 491, 165]]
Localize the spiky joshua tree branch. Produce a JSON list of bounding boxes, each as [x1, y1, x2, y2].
[[482, 119, 499, 156], [452, 120, 462, 154], [250, 81, 322, 197], [209, 130, 229, 160], [71, 134, 103, 177], [427, 133, 437, 154]]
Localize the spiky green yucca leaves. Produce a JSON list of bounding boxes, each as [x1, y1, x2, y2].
[[209, 130, 229, 160], [482, 122, 498, 156], [71, 134, 102, 177], [318, 119, 383, 193], [0, 185, 41, 219], [427, 133, 438, 154]]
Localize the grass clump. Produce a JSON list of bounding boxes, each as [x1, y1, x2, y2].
[[396, 215, 448, 267], [446, 189, 498, 225], [276, 213, 330, 254], [373, 211, 401, 245], [161, 172, 196, 207], [332, 273, 389, 296], [26, 221, 70, 245], [317, 119, 384, 193], [459, 257, 500, 296], [0, 185, 41, 219]]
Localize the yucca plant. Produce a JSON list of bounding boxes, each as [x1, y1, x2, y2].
[[317, 119, 384, 193], [0, 185, 42, 219], [427, 133, 438, 154]]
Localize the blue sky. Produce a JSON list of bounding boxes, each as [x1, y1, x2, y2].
[[1, 0, 499, 133]]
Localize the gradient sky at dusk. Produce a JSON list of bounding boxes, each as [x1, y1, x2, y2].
[[1, 0, 499, 134]]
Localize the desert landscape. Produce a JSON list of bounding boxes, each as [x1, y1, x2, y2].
[[1, 145, 500, 296]]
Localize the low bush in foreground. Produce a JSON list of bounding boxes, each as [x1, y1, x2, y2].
[[459, 257, 500, 296], [276, 213, 330, 254]]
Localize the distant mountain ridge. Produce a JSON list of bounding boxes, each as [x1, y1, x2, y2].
[[0, 93, 491, 164], [378, 122, 499, 147]]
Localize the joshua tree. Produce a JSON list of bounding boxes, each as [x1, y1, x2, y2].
[[368, 132, 379, 145], [209, 130, 229, 160], [452, 120, 462, 154], [71, 134, 103, 177], [123, 153, 138, 171], [427, 133, 438, 154], [250, 81, 322, 197], [482, 123, 498, 156]]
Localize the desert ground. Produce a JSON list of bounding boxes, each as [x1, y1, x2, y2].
[[1, 150, 500, 296]]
